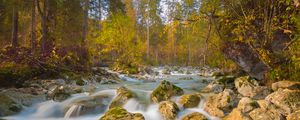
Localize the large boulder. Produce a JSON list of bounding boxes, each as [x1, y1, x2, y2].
[[99, 107, 144, 120], [235, 76, 271, 99], [265, 89, 300, 115], [0, 93, 22, 116], [159, 101, 179, 120], [0, 88, 46, 116], [204, 89, 239, 117], [222, 41, 269, 80], [109, 87, 136, 109], [287, 110, 300, 120], [179, 94, 201, 108], [151, 80, 184, 103], [248, 100, 285, 120], [181, 112, 208, 120], [271, 81, 300, 91]]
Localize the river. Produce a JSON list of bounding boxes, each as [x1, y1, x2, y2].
[[4, 67, 220, 120]]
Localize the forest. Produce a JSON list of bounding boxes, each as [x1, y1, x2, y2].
[[0, 0, 300, 120]]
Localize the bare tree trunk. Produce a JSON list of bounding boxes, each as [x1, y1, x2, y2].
[[98, 0, 102, 31], [31, 0, 36, 52], [11, 5, 18, 49], [204, 18, 212, 65], [146, 0, 150, 60], [37, 0, 48, 54], [82, 0, 89, 44]]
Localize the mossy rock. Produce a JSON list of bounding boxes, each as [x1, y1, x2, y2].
[[0, 93, 22, 116], [181, 112, 208, 120], [109, 87, 136, 109], [99, 107, 144, 120], [159, 100, 179, 120], [151, 80, 184, 103], [76, 79, 85, 86], [179, 94, 201, 108]]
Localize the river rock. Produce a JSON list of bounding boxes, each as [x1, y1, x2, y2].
[[151, 80, 184, 103], [66, 94, 112, 117], [265, 89, 300, 115], [249, 107, 284, 120], [271, 81, 300, 91], [247, 100, 285, 120], [204, 89, 239, 117], [179, 94, 201, 108], [162, 68, 171, 75], [99, 107, 144, 120], [223, 108, 252, 120], [181, 112, 208, 120], [201, 81, 224, 93], [237, 97, 259, 113], [40, 79, 66, 90], [235, 76, 271, 99], [159, 100, 179, 120], [109, 87, 136, 109], [47, 85, 71, 102], [223, 97, 258, 120], [287, 110, 300, 120], [0, 92, 22, 116], [0, 88, 46, 116]]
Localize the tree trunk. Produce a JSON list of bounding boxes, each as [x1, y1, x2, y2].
[[82, 0, 89, 44], [31, 0, 36, 52], [204, 17, 212, 65], [98, 0, 102, 31], [146, 0, 150, 60], [37, 0, 49, 54], [11, 5, 18, 49]]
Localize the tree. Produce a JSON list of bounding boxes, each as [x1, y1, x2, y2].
[[37, 0, 49, 55], [82, 0, 89, 44], [11, 1, 18, 49], [31, 0, 36, 52]]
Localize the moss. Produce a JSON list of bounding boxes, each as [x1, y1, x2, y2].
[[227, 95, 231, 102], [100, 107, 129, 120], [218, 76, 235, 85], [249, 101, 259, 108], [151, 80, 184, 103], [100, 107, 144, 120], [76, 79, 85, 86]]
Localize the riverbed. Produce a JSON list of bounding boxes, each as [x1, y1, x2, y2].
[[4, 67, 220, 120]]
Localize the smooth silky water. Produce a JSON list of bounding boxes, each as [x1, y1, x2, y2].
[[3, 67, 220, 120]]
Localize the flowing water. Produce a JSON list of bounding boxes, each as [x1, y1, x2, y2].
[[4, 67, 220, 120]]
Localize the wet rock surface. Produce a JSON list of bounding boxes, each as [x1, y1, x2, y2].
[[151, 80, 184, 103], [99, 107, 144, 120], [181, 112, 208, 120], [179, 94, 201, 108], [109, 86, 136, 109], [159, 100, 180, 120], [204, 89, 239, 117]]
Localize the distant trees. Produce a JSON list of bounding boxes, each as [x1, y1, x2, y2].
[[0, 0, 299, 82]]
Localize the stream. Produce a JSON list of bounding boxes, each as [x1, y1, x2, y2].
[[4, 67, 220, 120]]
